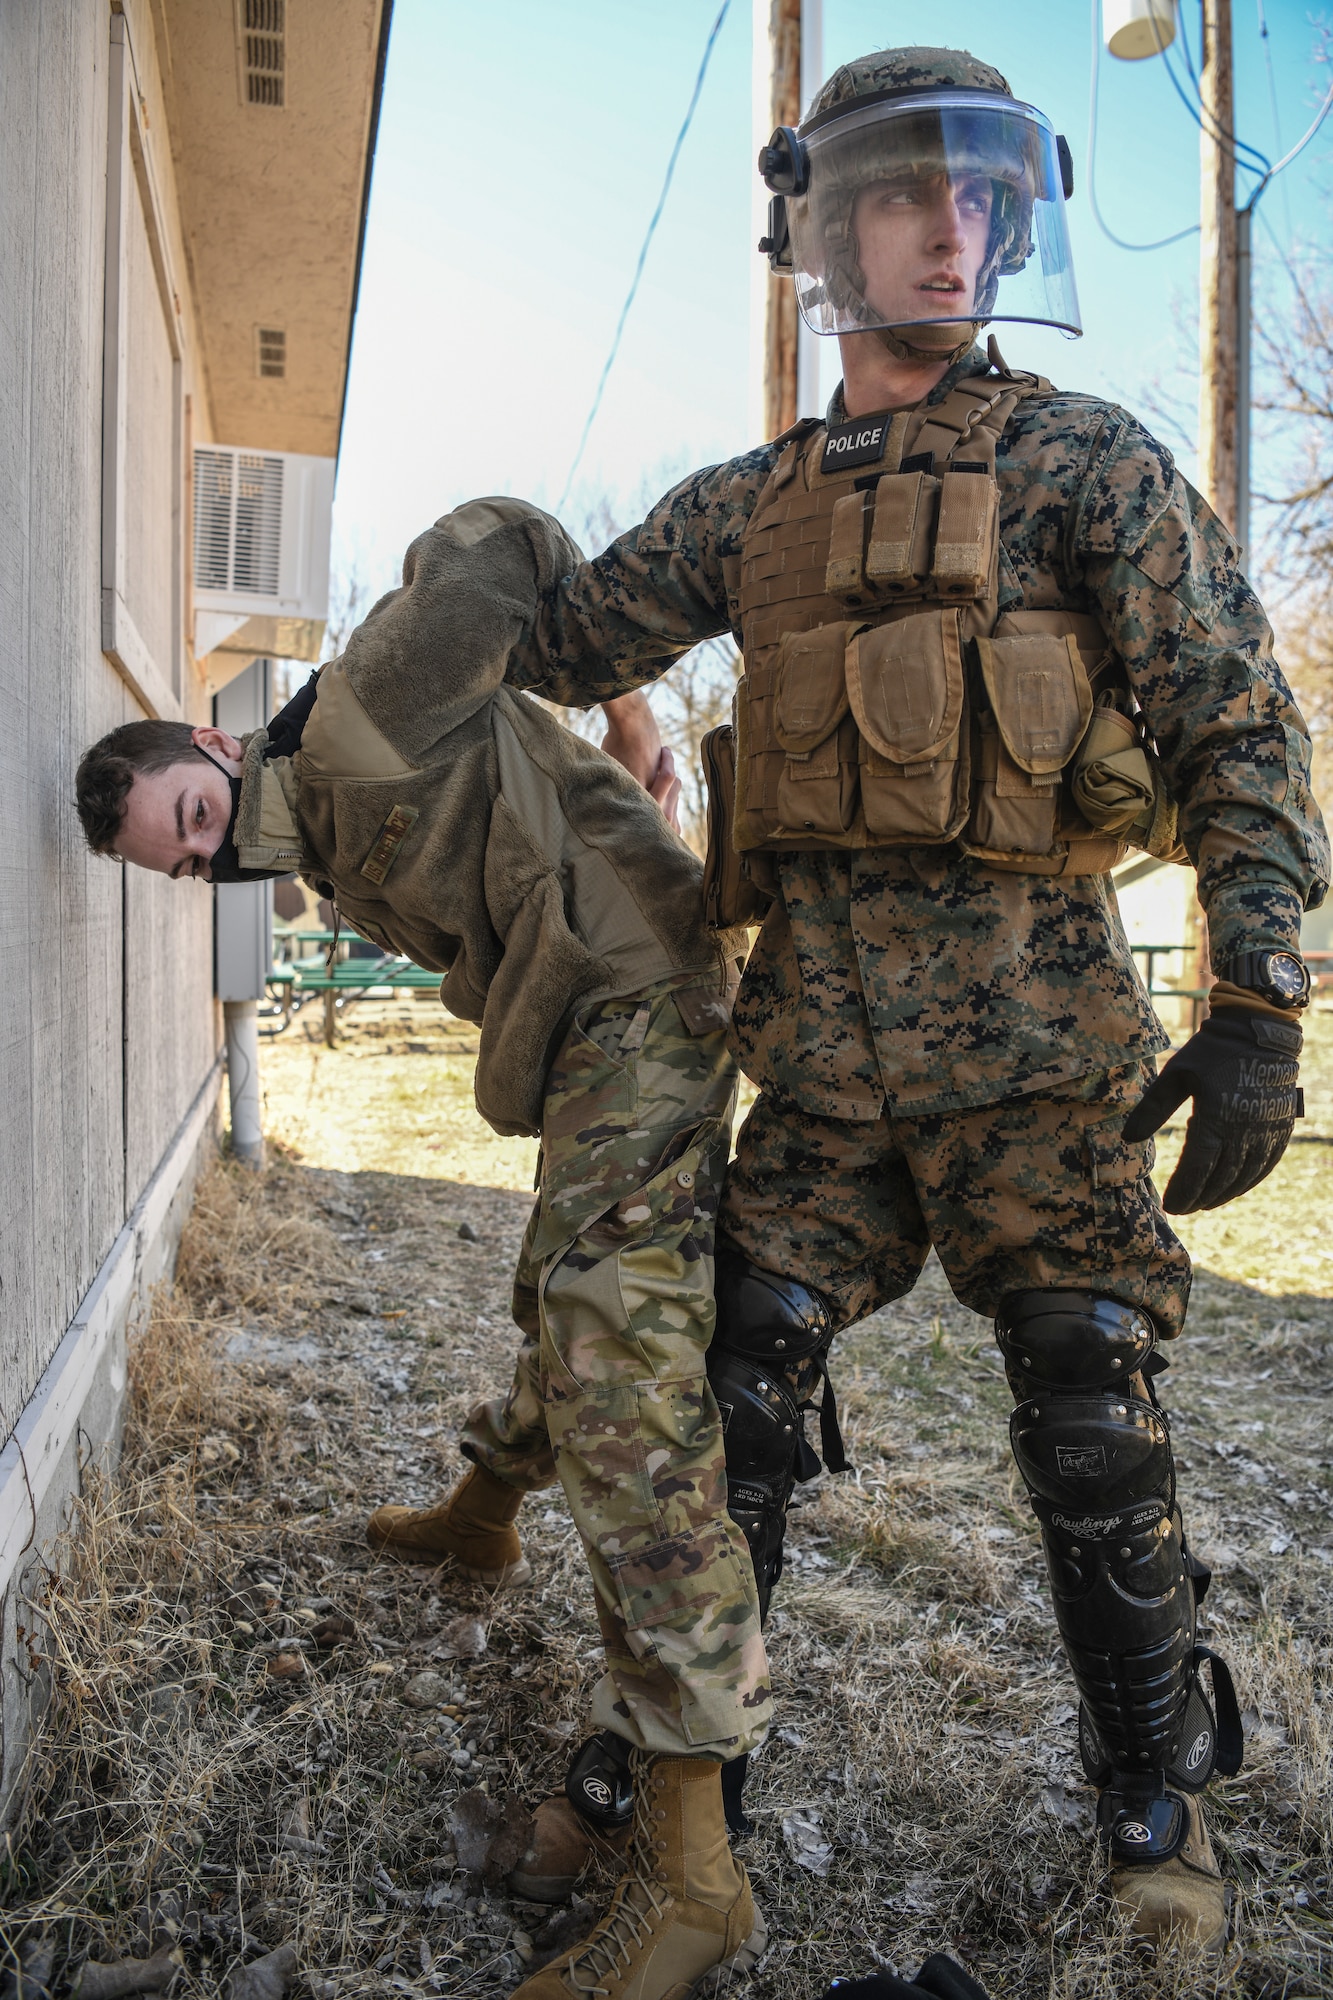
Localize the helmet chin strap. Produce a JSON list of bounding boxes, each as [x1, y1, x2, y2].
[[875, 318, 982, 365]]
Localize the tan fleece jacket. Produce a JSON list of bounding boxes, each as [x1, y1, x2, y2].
[[233, 501, 736, 1136]]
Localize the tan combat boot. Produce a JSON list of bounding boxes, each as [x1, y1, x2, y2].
[[366, 1463, 532, 1586], [506, 1752, 766, 2000], [1109, 1793, 1229, 1956], [508, 1794, 632, 1903]]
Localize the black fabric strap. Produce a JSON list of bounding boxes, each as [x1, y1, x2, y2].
[[266, 669, 321, 760], [812, 1356, 849, 1475], [1197, 1645, 1244, 1776]]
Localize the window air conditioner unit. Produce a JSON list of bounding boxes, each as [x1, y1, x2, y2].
[[192, 445, 335, 683]]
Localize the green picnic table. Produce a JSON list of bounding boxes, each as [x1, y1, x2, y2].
[[267, 949, 440, 1045]]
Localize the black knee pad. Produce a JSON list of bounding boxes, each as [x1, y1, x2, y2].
[[997, 1289, 1237, 1789], [709, 1252, 836, 1618]]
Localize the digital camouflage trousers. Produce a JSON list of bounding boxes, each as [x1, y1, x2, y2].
[[460, 973, 772, 1758], [717, 1060, 1193, 1336]]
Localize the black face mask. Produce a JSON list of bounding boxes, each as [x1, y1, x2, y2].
[[194, 745, 292, 884]]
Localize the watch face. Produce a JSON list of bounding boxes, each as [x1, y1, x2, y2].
[[1265, 952, 1309, 1003]]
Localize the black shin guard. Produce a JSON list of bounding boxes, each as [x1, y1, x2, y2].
[[708, 1250, 841, 1620], [997, 1289, 1241, 1844]]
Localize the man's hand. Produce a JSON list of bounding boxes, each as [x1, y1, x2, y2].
[[599, 692, 682, 831], [1122, 1008, 1303, 1212]]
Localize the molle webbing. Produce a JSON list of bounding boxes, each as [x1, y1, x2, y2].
[[733, 372, 1176, 876]]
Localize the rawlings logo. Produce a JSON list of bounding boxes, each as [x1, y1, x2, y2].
[[1053, 1511, 1122, 1539], [1185, 1730, 1212, 1772], [582, 1777, 614, 1809], [1117, 1820, 1153, 1845], [1056, 1445, 1107, 1478]]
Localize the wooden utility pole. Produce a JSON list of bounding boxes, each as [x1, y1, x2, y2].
[[762, 0, 801, 441], [1198, 0, 1238, 533]]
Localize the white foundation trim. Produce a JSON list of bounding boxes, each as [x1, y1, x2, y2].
[[0, 1054, 224, 1597]]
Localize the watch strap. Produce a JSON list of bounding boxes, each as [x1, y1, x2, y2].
[[1216, 950, 1309, 1008]]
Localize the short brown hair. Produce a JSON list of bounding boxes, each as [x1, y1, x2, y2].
[[75, 721, 199, 855]]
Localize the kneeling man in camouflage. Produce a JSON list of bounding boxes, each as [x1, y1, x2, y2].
[[74, 498, 770, 2000]]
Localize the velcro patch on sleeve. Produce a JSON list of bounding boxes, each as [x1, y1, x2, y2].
[[359, 803, 420, 885]]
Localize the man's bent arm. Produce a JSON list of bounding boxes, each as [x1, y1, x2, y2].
[[508, 447, 782, 707], [1075, 416, 1329, 962]]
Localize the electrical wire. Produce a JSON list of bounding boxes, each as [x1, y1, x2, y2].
[[1087, 0, 1333, 252], [1146, 0, 1272, 177], [1246, 76, 1333, 205], [1257, 0, 1295, 239], [556, 1, 731, 513], [1087, 0, 1199, 250]]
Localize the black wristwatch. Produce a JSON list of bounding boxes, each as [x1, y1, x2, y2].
[[1217, 949, 1311, 1010]]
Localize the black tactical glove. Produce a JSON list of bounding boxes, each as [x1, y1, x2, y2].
[[816, 1954, 992, 2000], [1122, 1008, 1303, 1213]]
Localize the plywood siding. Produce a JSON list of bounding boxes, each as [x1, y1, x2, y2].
[[124, 869, 216, 1208], [121, 158, 180, 702], [0, 0, 217, 1435]]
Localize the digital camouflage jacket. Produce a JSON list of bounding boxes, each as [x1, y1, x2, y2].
[[509, 350, 1329, 1119]]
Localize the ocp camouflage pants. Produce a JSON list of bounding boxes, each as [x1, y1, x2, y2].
[[717, 1061, 1193, 1334], [460, 974, 772, 1758]]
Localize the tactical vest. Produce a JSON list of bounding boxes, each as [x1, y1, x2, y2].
[[730, 371, 1181, 879]]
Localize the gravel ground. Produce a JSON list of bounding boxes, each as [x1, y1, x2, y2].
[[2, 997, 1330, 2000]]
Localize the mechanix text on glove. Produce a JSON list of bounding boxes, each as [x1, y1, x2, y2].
[[1122, 1009, 1303, 1213]]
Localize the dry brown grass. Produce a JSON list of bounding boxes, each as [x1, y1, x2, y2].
[[3, 998, 1332, 1999]]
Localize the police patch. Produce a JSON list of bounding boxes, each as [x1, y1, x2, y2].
[[359, 803, 419, 885], [821, 412, 892, 474]]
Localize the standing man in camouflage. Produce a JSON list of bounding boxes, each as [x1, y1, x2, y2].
[[497, 47, 1327, 1970]]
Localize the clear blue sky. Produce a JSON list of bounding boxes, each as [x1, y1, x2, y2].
[[332, 0, 1332, 588]]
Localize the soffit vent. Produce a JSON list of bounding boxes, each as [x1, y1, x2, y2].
[[256, 326, 286, 378], [193, 448, 284, 597], [242, 0, 285, 108]]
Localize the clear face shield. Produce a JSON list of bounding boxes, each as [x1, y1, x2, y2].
[[760, 88, 1081, 341]]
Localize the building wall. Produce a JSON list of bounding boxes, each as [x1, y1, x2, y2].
[[0, 0, 217, 1443]]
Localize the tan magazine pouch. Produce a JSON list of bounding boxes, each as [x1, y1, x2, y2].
[[970, 630, 1093, 855], [772, 623, 859, 837], [847, 611, 969, 842]]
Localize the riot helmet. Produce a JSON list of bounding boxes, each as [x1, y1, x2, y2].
[[758, 46, 1080, 361]]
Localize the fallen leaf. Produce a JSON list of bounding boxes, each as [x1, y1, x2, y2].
[[7, 1935, 56, 2000], [267, 1653, 307, 1681], [887, 1870, 941, 1915], [74, 1947, 182, 2000], [429, 1615, 487, 1661], [781, 1805, 832, 1877], [224, 1945, 296, 2000], [1042, 1783, 1094, 1835], [448, 1787, 533, 1886], [310, 1615, 356, 1648]]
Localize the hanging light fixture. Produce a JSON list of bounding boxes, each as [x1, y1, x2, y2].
[[1103, 0, 1178, 60]]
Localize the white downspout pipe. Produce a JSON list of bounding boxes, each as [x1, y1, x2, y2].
[[223, 999, 264, 1168]]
